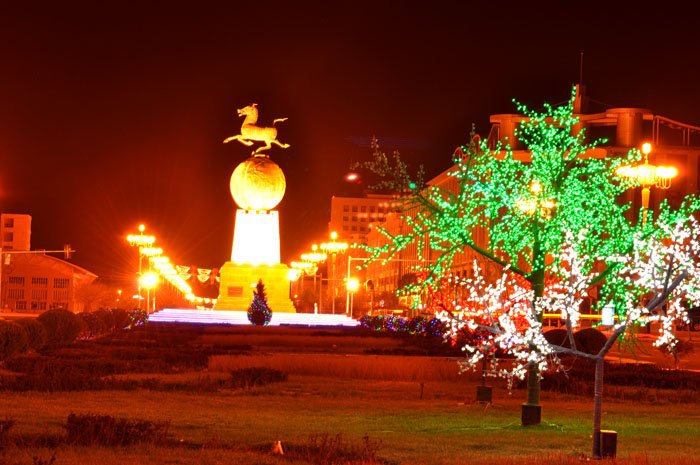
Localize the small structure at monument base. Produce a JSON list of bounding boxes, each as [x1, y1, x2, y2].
[[214, 261, 295, 312]]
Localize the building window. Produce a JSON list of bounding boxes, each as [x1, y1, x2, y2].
[[343, 225, 349, 231], [351, 226, 357, 231], [54, 278, 70, 289], [8, 288, 24, 299], [378, 206, 384, 213], [370, 206, 375, 213], [4, 218, 14, 228], [343, 216, 349, 222], [31, 277, 48, 287], [3, 232, 13, 242], [360, 226, 367, 233], [16, 301, 26, 310], [32, 289, 48, 300], [9, 276, 24, 286], [361, 206, 366, 212], [352, 216, 357, 222], [343, 205, 349, 212], [352, 206, 358, 212], [360, 217, 366, 222], [53, 289, 70, 301], [30, 301, 47, 311]]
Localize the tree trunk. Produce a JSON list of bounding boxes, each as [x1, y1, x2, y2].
[[591, 357, 604, 459], [521, 227, 545, 426], [526, 228, 545, 409]]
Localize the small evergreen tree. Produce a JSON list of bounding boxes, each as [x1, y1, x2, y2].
[[248, 279, 272, 326]]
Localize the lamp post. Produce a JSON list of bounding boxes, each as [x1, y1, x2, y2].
[[320, 231, 348, 314], [127, 224, 156, 310], [139, 272, 158, 313], [616, 143, 677, 226], [346, 277, 359, 318], [301, 246, 327, 312], [345, 256, 436, 318]]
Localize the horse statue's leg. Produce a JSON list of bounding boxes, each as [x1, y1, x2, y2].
[[223, 135, 254, 146], [271, 139, 291, 149], [253, 141, 273, 154]]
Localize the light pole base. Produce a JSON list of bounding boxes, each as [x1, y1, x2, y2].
[[521, 403, 541, 426]]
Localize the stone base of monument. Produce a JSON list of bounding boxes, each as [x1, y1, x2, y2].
[[214, 261, 296, 312]]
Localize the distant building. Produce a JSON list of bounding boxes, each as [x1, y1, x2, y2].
[[1, 214, 32, 251], [329, 193, 398, 245], [328, 193, 401, 310], [0, 213, 98, 313]]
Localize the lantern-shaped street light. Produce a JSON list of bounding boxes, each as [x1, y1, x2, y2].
[[127, 224, 156, 309], [616, 143, 677, 226], [321, 231, 349, 314]]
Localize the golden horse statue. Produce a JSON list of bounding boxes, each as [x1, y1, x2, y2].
[[223, 104, 290, 155]]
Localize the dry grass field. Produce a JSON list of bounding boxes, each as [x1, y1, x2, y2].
[[1, 323, 700, 464]]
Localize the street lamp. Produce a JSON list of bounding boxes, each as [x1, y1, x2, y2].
[[616, 143, 677, 226], [347, 277, 359, 318], [139, 271, 158, 313], [127, 224, 156, 309], [320, 231, 348, 314], [300, 245, 327, 312]]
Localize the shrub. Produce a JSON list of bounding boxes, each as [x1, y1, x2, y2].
[[544, 329, 571, 349], [77, 312, 107, 338], [288, 433, 381, 464], [126, 309, 149, 328], [65, 413, 170, 446], [0, 417, 17, 447], [37, 309, 85, 346], [573, 328, 607, 355], [110, 308, 130, 330], [93, 309, 116, 330], [227, 367, 288, 389], [15, 318, 47, 350], [0, 321, 29, 360]]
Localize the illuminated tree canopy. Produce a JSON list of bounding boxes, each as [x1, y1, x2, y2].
[[356, 88, 700, 455]]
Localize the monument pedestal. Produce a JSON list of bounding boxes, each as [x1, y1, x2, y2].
[[214, 261, 296, 312]]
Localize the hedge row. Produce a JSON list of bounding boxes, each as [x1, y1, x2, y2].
[[0, 308, 148, 360], [359, 315, 446, 337]]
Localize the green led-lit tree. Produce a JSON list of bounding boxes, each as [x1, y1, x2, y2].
[[356, 88, 700, 448], [248, 280, 272, 326]]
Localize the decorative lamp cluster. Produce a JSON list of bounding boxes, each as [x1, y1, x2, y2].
[[126, 226, 217, 308], [615, 143, 677, 189]]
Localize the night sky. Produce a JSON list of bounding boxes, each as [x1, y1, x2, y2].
[[1, 2, 699, 286]]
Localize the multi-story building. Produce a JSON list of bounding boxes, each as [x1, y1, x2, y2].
[[0, 213, 98, 313], [1, 214, 32, 251], [362, 86, 700, 314], [329, 193, 398, 245]]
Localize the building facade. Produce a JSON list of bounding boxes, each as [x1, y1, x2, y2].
[[0, 213, 98, 313]]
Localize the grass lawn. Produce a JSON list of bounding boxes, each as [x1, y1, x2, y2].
[[3, 373, 700, 464]]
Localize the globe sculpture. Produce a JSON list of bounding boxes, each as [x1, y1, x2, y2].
[[214, 105, 296, 313], [230, 156, 286, 211]]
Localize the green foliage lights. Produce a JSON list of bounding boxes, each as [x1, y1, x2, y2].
[[248, 279, 273, 326], [356, 88, 654, 299]]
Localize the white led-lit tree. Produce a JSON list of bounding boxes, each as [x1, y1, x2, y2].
[[356, 88, 700, 456]]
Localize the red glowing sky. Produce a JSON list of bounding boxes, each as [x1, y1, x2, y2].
[[0, 2, 698, 284]]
